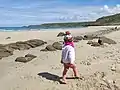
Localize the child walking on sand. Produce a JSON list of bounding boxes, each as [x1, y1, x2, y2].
[[61, 35, 79, 84]]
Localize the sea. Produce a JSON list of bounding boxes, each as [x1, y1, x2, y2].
[[0, 26, 85, 32]]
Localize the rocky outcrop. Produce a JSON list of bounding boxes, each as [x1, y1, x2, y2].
[[100, 36, 116, 44], [4, 39, 46, 51], [87, 36, 116, 47], [25, 39, 47, 48], [15, 54, 37, 63], [0, 39, 46, 59]]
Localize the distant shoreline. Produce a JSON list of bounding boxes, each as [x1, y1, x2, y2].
[[0, 26, 86, 32]]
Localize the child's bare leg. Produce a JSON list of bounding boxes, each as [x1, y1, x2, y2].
[[71, 64, 79, 77], [62, 64, 69, 82]]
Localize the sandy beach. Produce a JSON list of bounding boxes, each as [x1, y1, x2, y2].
[[0, 26, 120, 90]]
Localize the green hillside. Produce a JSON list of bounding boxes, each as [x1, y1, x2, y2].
[[95, 13, 120, 25], [25, 13, 120, 28]]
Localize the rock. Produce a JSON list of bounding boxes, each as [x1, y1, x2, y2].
[[5, 37, 11, 39], [0, 39, 46, 59], [91, 42, 100, 47], [16, 41, 32, 50], [46, 45, 56, 51], [15, 57, 27, 63], [25, 39, 46, 48], [57, 32, 65, 37], [98, 39, 103, 45], [25, 54, 37, 62], [100, 36, 116, 44], [111, 64, 116, 71], [73, 36, 83, 41], [5, 43, 19, 51], [87, 41, 93, 44], [15, 54, 36, 63], [83, 34, 98, 40], [25, 54, 37, 58], [52, 42, 62, 50], [0, 44, 4, 47], [87, 62, 91, 65], [5, 42, 30, 51], [0, 47, 13, 59], [4, 39, 46, 51]]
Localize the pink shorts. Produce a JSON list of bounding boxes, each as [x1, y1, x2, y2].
[[64, 63, 76, 69]]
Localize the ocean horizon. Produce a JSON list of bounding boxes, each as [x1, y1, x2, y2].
[[0, 26, 85, 32]]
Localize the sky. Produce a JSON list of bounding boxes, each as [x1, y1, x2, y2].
[[0, 0, 120, 27]]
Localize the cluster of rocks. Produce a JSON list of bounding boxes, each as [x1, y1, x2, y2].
[[57, 32, 84, 42], [41, 42, 62, 51], [85, 27, 120, 38], [87, 36, 116, 47], [15, 54, 37, 63], [0, 39, 46, 59], [57, 31, 117, 47], [0, 28, 118, 60]]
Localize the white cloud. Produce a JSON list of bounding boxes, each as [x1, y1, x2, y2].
[[58, 4, 120, 22], [101, 4, 120, 14], [1, 3, 120, 26]]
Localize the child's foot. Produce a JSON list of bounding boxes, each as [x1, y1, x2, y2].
[[60, 78, 67, 84]]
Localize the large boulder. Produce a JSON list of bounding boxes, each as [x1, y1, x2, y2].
[[15, 54, 37, 63], [57, 32, 65, 37], [52, 42, 62, 50], [46, 45, 56, 51], [100, 36, 116, 44]]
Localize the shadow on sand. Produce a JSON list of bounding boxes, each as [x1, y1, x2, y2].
[[38, 72, 64, 84], [38, 72, 80, 84]]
